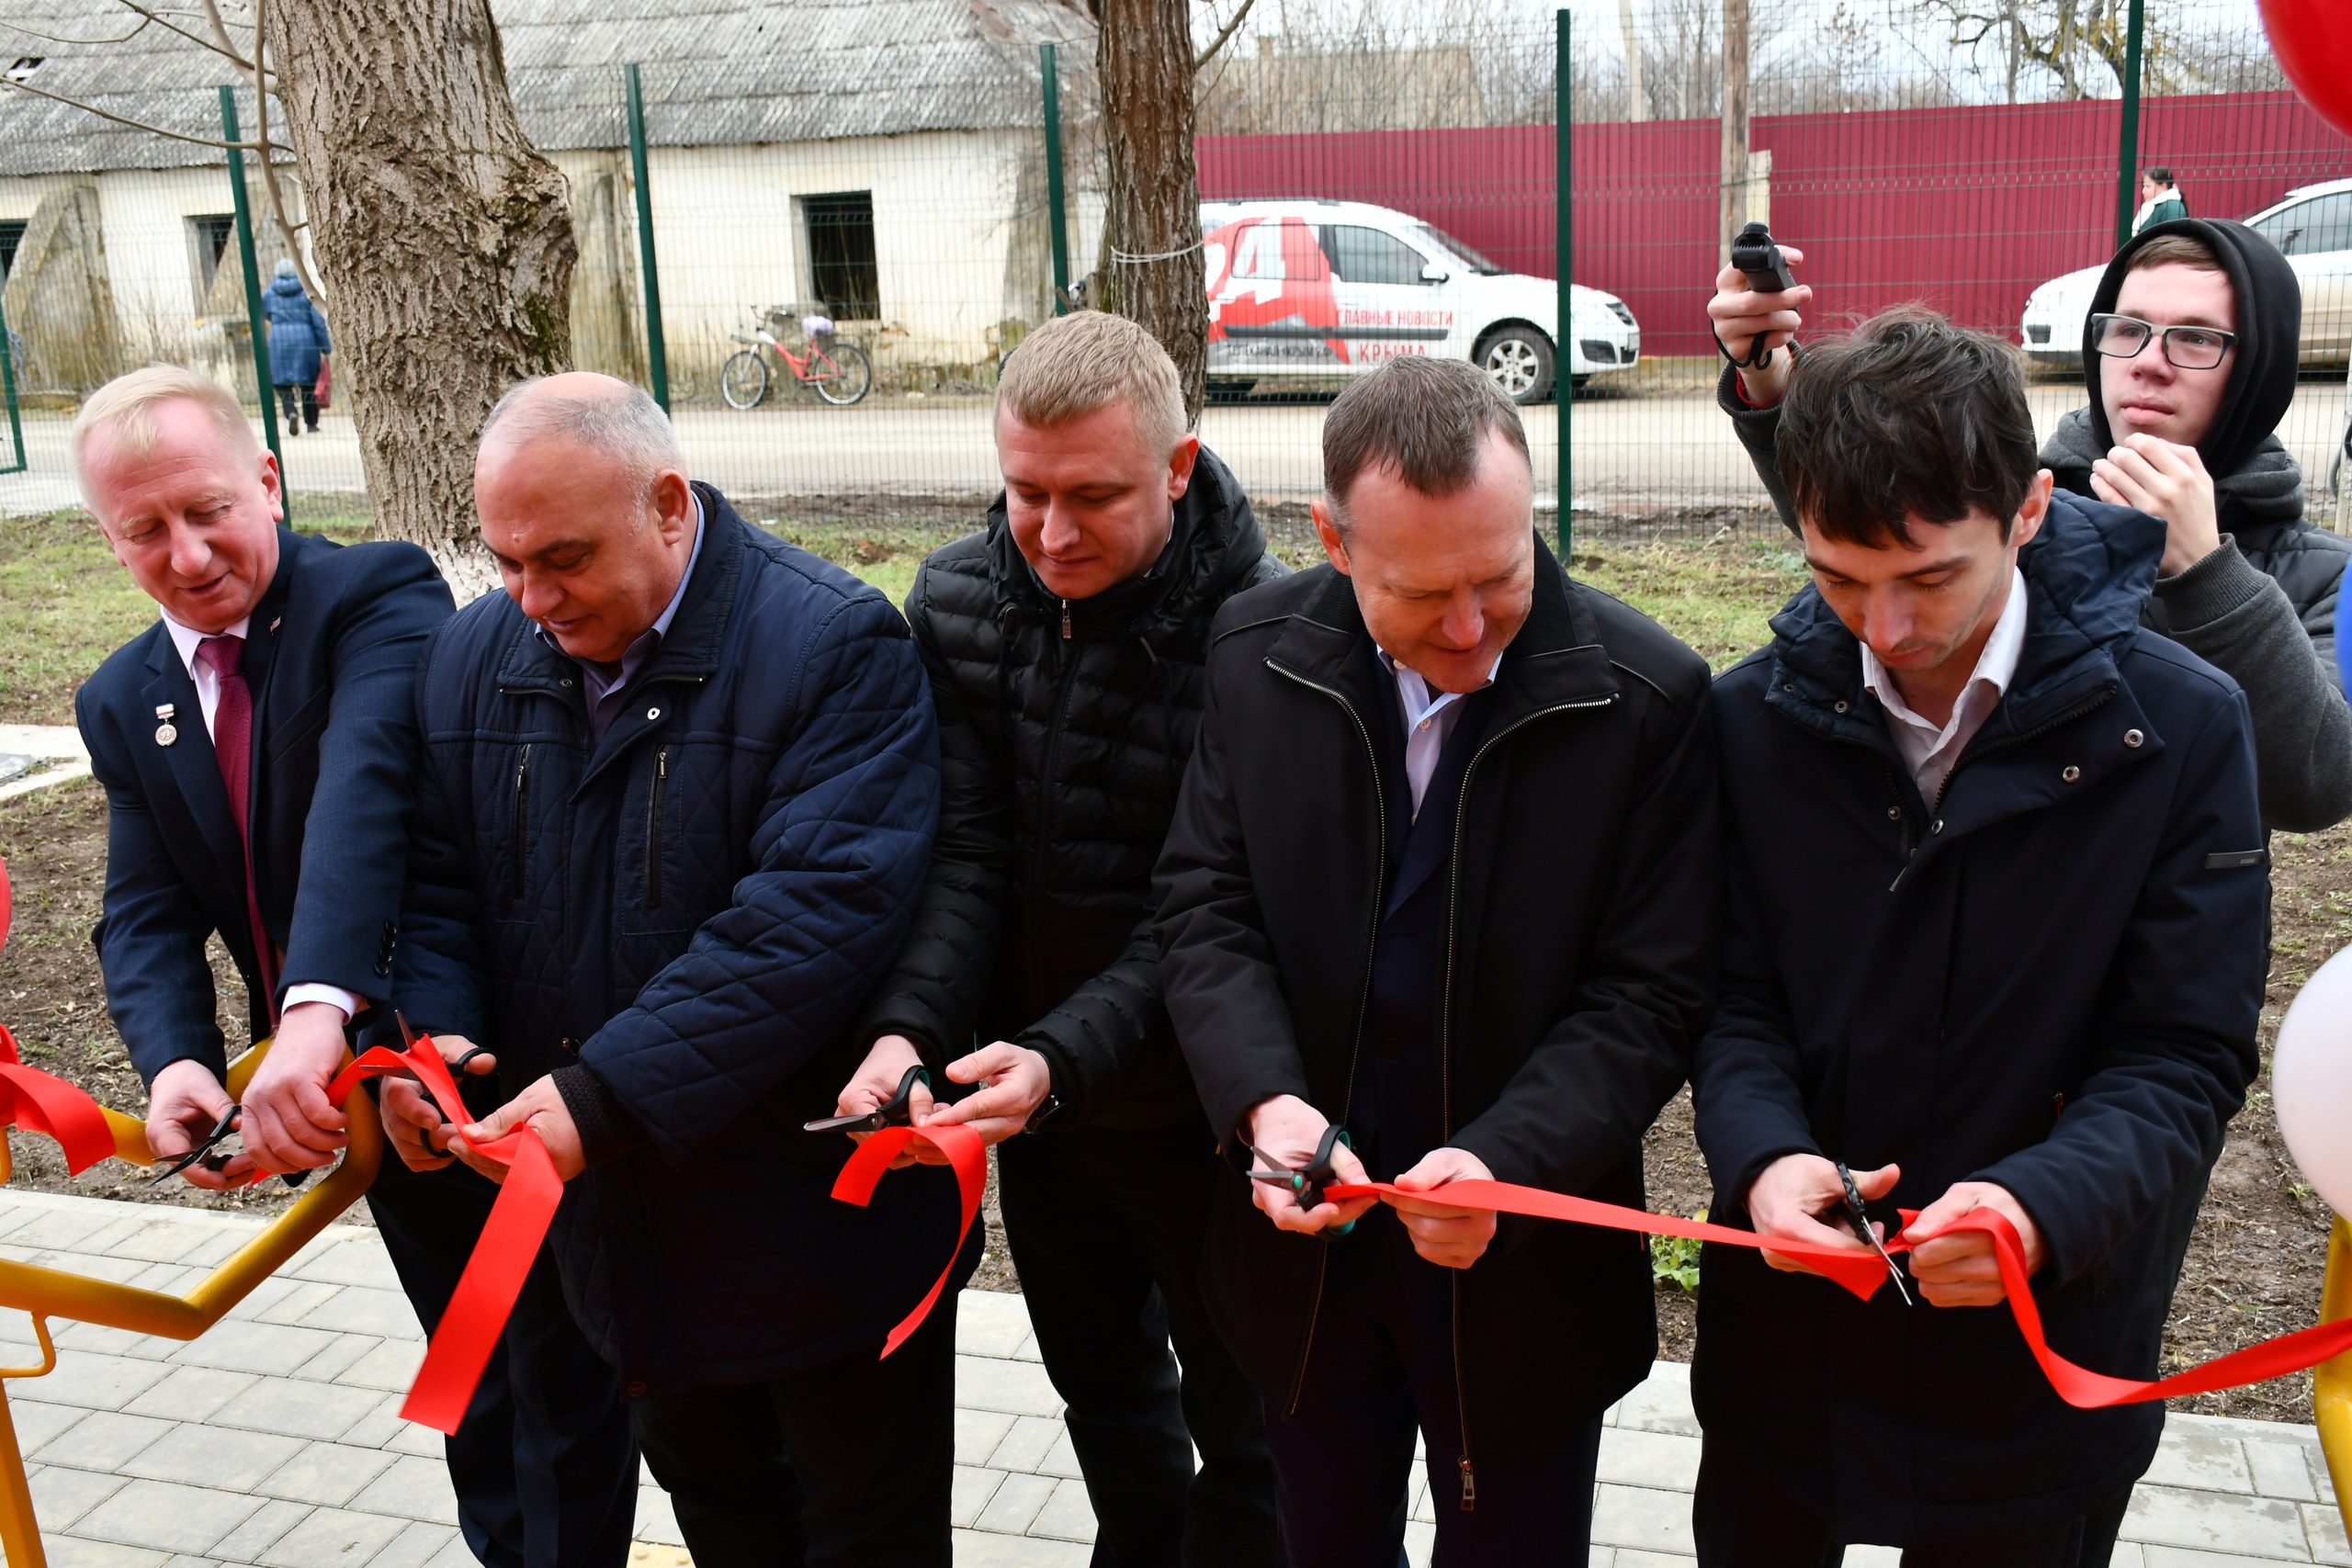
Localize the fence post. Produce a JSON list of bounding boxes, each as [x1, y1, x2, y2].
[[2113, 0, 2145, 249], [0, 290, 24, 477], [626, 63, 671, 412], [220, 85, 288, 522], [1557, 6, 1573, 558], [1041, 43, 1071, 315]]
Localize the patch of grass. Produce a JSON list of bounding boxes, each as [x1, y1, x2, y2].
[[1568, 534, 1810, 671], [0, 511, 373, 726]]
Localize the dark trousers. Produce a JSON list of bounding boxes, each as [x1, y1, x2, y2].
[[630, 1292, 958, 1568], [368, 1154, 639, 1568], [1691, 1436, 2132, 1567], [275, 381, 318, 431], [1264, 1209, 1604, 1568], [996, 1122, 1279, 1568]]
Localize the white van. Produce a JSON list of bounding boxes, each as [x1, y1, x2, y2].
[[1199, 198, 1641, 404]]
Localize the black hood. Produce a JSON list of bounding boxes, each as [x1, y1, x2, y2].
[[2081, 217, 2301, 480]]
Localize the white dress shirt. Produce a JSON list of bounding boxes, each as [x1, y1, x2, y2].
[[1375, 647, 1504, 819], [158, 609, 363, 1023], [1860, 568, 2029, 806]]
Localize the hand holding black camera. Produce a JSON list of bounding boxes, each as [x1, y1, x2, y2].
[[1709, 221, 1813, 407]]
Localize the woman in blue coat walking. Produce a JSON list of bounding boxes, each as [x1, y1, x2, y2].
[[261, 258, 331, 434]]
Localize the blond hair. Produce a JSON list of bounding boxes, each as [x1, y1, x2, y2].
[[70, 366, 259, 505], [996, 310, 1188, 457]]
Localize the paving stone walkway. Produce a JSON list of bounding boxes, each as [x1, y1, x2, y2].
[[0, 1187, 2343, 1567]]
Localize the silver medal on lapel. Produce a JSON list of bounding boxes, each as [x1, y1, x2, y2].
[[153, 702, 178, 748]]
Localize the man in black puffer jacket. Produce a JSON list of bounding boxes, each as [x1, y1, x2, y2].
[[1708, 219, 2352, 831], [841, 311, 1284, 1568]]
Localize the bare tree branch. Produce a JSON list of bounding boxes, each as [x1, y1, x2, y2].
[[0, 75, 257, 149], [1193, 0, 1259, 70], [109, 0, 269, 74], [203, 0, 321, 299], [0, 15, 153, 46]]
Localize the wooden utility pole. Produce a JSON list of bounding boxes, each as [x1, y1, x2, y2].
[[1095, 0, 1210, 423], [1619, 0, 1646, 122], [1718, 0, 1751, 265], [261, 0, 575, 577]]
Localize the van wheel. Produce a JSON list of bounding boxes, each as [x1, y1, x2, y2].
[[1478, 329, 1555, 405]]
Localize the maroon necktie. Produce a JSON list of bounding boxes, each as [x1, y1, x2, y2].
[[196, 635, 279, 1023]]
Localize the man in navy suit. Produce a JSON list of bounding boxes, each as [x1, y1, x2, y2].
[[70, 366, 638, 1568]]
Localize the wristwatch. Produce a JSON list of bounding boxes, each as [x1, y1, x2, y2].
[[1024, 1089, 1067, 1134]]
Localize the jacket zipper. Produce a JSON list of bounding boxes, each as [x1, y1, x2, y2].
[[1263, 658, 1388, 1418], [646, 746, 669, 909], [511, 743, 532, 899], [1031, 626, 1087, 916], [1436, 692, 1616, 1509]]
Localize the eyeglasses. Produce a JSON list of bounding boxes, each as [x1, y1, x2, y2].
[[2089, 313, 2237, 371]]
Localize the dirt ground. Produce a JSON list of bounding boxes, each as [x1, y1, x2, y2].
[[8, 773, 2342, 1418]]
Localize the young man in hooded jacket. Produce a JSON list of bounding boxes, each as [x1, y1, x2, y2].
[[1707, 218, 2352, 832], [835, 310, 1283, 1568], [1690, 309, 2267, 1564]]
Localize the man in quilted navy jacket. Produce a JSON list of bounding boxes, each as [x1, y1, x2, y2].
[[380, 375, 950, 1568]]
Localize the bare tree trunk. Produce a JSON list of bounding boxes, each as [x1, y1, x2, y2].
[[261, 0, 573, 579], [1718, 0, 1750, 265], [1095, 0, 1208, 424], [1620, 0, 1648, 121]]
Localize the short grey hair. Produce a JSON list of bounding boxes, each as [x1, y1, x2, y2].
[[480, 374, 685, 501], [70, 365, 260, 506], [997, 310, 1188, 458], [1322, 356, 1530, 522]]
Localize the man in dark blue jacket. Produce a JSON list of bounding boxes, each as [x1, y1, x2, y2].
[[69, 366, 634, 1568], [1691, 310, 2267, 1564], [380, 373, 951, 1568]]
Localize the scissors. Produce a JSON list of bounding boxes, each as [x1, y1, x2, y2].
[[1246, 1124, 1358, 1237], [395, 1010, 494, 1079], [804, 1065, 931, 1134], [1836, 1160, 1912, 1305], [149, 1104, 243, 1185]]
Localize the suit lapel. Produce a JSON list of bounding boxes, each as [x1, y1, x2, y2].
[[138, 650, 248, 946]]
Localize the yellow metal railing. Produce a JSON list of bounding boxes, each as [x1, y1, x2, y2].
[[2314, 1216, 2352, 1540], [0, 1041, 379, 1568]]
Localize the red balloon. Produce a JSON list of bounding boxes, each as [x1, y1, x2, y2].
[[2260, 0, 2352, 138]]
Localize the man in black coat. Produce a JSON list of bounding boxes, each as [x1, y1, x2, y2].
[[70, 367, 636, 1568], [1690, 310, 2267, 1563], [1708, 220, 2352, 832], [841, 310, 1282, 1567], [1155, 356, 1719, 1562]]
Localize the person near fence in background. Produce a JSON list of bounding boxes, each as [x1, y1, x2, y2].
[[62, 366, 635, 1568], [1708, 217, 2352, 832], [839, 310, 1284, 1568], [1689, 309, 2266, 1567], [262, 257, 331, 435], [1155, 356, 1719, 1563], [378, 373, 956, 1568], [2134, 167, 2190, 234]]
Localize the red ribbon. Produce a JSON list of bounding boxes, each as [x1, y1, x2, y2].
[[0, 1023, 118, 1174], [830, 1122, 986, 1358], [1323, 1178, 2352, 1410], [326, 1041, 564, 1434]]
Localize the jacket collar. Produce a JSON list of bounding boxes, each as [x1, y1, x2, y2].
[[1264, 534, 1620, 740], [494, 482, 748, 783], [1763, 492, 2166, 869]]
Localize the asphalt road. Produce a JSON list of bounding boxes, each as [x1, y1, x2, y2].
[[5, 381, 2346, 521]]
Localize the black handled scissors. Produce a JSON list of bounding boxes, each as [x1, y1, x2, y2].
[[395, 1010, 494, 1080], [804, 1065, 931, 1134], [1247, 1125, 1359, 1236], [1837, 1160, 1912, 1305], [149, 1105, 242, 1185]]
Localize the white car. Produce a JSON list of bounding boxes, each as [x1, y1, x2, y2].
[[1199, 198, 1639, 404], [2021, 177, 2352, 371]]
